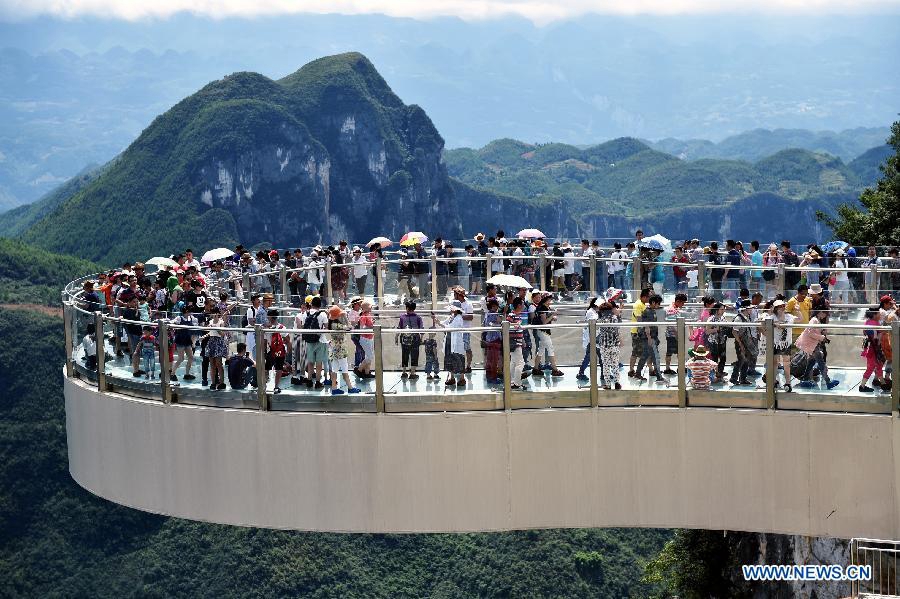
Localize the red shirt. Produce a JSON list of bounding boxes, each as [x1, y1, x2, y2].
[[673, 255, 690, 278]]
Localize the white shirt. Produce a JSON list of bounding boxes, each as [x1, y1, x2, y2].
[[582, 308, 599, 348], [442, 314, 465, 354], [184, 258, 201, 270], [352, 255, 369, 279], [563, 249, 576, 275], [460, 298, 475, 328], [608, 250, 629, 273]]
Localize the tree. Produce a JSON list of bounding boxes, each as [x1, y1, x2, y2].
[[821, 118, 900, 244]]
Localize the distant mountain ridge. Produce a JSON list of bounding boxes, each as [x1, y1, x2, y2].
[[647, 127, 890, 163]]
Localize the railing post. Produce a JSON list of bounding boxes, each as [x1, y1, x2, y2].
[[676, 316, 687, 408], [279, 265, 288, 305], [325, 259, 333, 305], [589, 255, 597, 295], [158, 319, 173, 404], [242, 271, 252, 297], [374, 324, 385, 413], [777, 263, 786, 297], [764, 318, 776, 409], [632, 254, 642, 295], [430, 254, 438, 310], [255, 324, 268, 410], [868, 264, 878, 304], [538, 255, 546, 291], [501, 320, 512, 410], [63, 302, 75, 378], [589, 319, 599, 407], [375, 256, 384, 308], [95, 311, 107, 392], [892, 321, 900, 417], [697, 259, 707, 295]]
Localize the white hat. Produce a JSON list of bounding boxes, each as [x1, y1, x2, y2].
[[808, 283, 824, 295], [772, 299, 786, 308]]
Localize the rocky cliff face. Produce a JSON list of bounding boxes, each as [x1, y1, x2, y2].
[[21, 53, 461, 264]]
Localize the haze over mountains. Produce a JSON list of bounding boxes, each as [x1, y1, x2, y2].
[[0, 12, 897, 207]]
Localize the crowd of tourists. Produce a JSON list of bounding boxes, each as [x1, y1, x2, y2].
[[73, 232, 900, 396]]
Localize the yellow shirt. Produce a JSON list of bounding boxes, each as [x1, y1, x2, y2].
[[786, 295, 811, 338], [631, 299, 647, 334]]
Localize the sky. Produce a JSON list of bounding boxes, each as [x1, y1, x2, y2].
[[3, 0, 900, 23]]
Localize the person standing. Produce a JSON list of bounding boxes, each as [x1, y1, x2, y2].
[[750, 240, 764, 294], [576, 296, 602, 382], [634, 294, 665, 383], [351, 246, 369, 296], [597, 299, 623, 390], [396, 300, 424, 380], [507, 297, 528, 390], [628, 288, 651, 378], [731, 300, 759, 386], [482, 298, 503, 383]]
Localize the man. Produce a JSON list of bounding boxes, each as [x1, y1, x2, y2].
[[724, 240, 742, 299], [226, 342, 257, 389], [434, 238, 448, 297], [634, 229, 644, 245], [351, 246, 369, 295], [749, 241, 764, 293], [302, 296, 329, 389], [183, 249, 201, 270], [635, 294, 665, 383], [591, 240, 606, 293], [786, 284, 812, 341], [609, 242, 628, 293], [731, 300, 759, 385], [628, 288, 652, 378], [672, 246, 690, 292], [781, 240, 800, 291], [245, 294, 261, 356], [414, 242, 429, 299], [79, 280, 102, 314], [451, 285, 476, 371]]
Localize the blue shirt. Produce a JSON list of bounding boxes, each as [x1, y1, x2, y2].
[[751, 250, 764, 279]]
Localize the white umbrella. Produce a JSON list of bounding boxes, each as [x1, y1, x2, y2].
[[201, 247, 234, 263], [517, 228, 546, 239], [486, 273, 533, 288], [643, 234, 673, 260], [366, 236, 393, 248], [145, 256, 179, 268]]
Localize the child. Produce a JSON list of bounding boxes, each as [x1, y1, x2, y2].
[[326, 305, 360, 395], [860, 308, 886, 392], [423, 330, 440, 380], [82, 322, 98, 371], [226, 342, 257, 390], [132, 325, 157, 379], [396, 300, 424, 380], [138, 295, 150, 322], [686, 345, 717, 390]]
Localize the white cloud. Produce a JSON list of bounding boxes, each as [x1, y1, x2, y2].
[[2, 0, 899, 23]]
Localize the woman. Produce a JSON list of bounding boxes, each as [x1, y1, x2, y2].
[[768, 299, 795, 391], [396, 300, 423, 380], [482, 298, 503, 383], [690, 296, 716, 350], [535, 293, 564, 377], [830, 249, 851, 318], [576, 296, 602, 381], [597, 300, 623, 390], [860, 307, 886, 392], [330, 250, 349, 301], [438, 301, 467, 386], [705, 302, 728, 382], [649, 250, 665, 297], [356, 301, 376, 379], [793, 303, 838, 390], [202, 307, 230, 391], [762, 244, 781, 299]]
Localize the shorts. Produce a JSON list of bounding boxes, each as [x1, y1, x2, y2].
[[360, 336, 375, 363], [666, 336, 678, 356], [631, 333, 645, 358], [305, 341, 328, 365], [463, 332, 471, 352], [265, 354, 285, 371], [330, 357, 349, 374], [774, 345, 791, 356], [536, 330, 555, 357]]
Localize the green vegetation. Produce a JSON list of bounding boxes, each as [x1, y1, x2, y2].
[[445, 137, 870, 221], [642, 530, 734, 598], [0, 305, 671, 597], [823, 120, 900, 245], [0, 239, 100, 305]]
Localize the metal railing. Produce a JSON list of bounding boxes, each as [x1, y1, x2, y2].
[[851, 538, 900, 597], [63, 294, 900, 416]]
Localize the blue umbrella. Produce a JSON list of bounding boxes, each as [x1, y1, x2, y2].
[[638, 239, 665, 251], [821, 240, 849, 254]]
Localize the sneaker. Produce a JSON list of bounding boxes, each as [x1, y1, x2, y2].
[[183, 374, 196, 381], [614, 382, 622, 390], [550, 370, 565, 377], [323, 379, 332, 386], [363, 372, 376, 379], [401, 372, 408, 379], [132, 371, 143, 377], [826, 380, 840, 390], [465, 367, 472, 374], [202, 380, 209, 386], [305, 380, 313, 388], [314, 382, 324, 389], [881, 380, 893, 392], [445, 379, 456, 386], [859, 384, 874, 393], [170, 373, 178, 381], [531, 369, 544, 377], [627, 370, 637, 378], [217, 383, 226, 391], [408, 374, 419, 380], [797, 381, 815, 389], [290, 376, 302, 386], [576, 373, 589, 381], [521, 372, 530, 380], [662, 368, 677, 375], [273, 387, 281, 394], [348, 388, 361, 394], [456, 378, 467, 386], [729, 378, 739, 385], [737, 379, 753, 386], [655, 377, 666, 383], [747, 370, 762, 376], [331, 388, 345, 395]]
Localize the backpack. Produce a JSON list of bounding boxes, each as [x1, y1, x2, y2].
[[269, 328, 287, 358], [174, 316, 195, 346], [241, 307, 252, 328], [302, 310, 324, 343]]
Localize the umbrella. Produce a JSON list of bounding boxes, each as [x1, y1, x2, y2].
[[399, 231, 428, 246], [517, 228, 546, 239], [821, 240, 849, 254], [366, 236, 392, 249], [638, 239, 665, 252], [145, 256, 179, 269], [201, 247, 234, 263], [486, 274, 533, 288]]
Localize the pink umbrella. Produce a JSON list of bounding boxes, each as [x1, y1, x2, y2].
[[517, 228, 546, 239]]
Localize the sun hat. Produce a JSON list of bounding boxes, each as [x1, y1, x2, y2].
[[349, 295, 364, 305], [304, 294, 314, 305], [474, 233, 485, 241], [880, 294, 895, 305], [772, 299, 786, 308], [808, 283, 824, 295], [328, 305, 344, 320], [693, 345, 710, 357], [449, 300, 463, 313], [352, 246, 362, 253], [452, 285, 467, 295]]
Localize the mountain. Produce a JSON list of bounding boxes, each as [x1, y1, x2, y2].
[[17, 53, 459, 265], [848, 144, 894, 187], [0, 238, 100, 305], [649, 127, 891, 163]]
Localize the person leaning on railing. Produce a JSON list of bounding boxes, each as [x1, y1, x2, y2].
[[507, 297, 528, 390]]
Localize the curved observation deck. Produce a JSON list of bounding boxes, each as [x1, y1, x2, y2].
[[62, 262, 900, 537]]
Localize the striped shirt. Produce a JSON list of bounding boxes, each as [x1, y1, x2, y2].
[[687, 358, 717, 390]]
